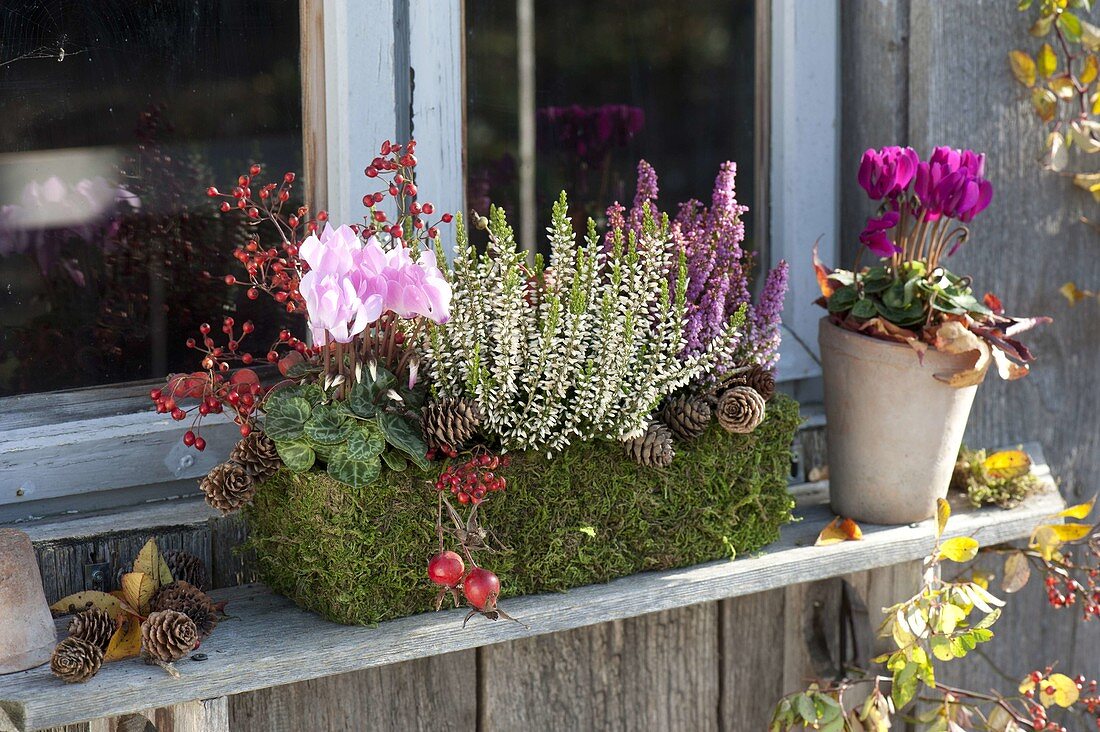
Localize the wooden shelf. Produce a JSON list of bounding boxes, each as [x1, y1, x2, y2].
[[0, 447, 1063, 732]]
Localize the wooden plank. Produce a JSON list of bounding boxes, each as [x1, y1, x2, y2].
[[0, 481, 1062, 731], [300, 0, 327, 216], [481, 604, 718, 731], [229, 652, 475, 732], [721, 589, 786, 730]]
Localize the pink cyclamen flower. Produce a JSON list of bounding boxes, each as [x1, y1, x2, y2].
[[859, 211, 901, 257], [913, 147, 993, 222], [299, 224, 384, 343], [380, 246, 452, 323], [857, 146, 919, 200]]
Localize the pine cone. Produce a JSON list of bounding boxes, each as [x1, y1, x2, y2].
[[199, 461, 255, 514], [51, 637, 103, 683], [662, 393, 712, 441], [229, 431, 282, 480], [716, 386, 766, 434], [67, 608, 117, 652], [151, 581, 219, 640], [740, 365, 776, 401], [164, 550, 210, 592], [421, 397, 483, 449], [623, 421, 675, 468], [141, 610, 198, 663]]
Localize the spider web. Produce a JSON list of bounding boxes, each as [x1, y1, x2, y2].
[[0, 1, 88, 68]]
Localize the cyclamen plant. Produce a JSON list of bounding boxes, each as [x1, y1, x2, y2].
[[817, 145, 1049, 384], [150, 140, 455, 487], [609, 160, 789, 376]]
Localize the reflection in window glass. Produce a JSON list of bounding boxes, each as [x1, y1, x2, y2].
[[0, 1, 302, 397], [465, 0, 755, 248]]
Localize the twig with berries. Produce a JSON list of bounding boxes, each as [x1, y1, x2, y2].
[[427, 451, 524, 628]]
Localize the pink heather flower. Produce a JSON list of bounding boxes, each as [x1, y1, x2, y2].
[[858, 211, 901, 258], [299, 224, 383, 343]]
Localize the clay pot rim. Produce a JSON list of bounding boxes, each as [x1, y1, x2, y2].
[[818, 316, 981, 372]]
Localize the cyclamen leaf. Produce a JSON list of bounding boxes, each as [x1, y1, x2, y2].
[[275, 439, 316, 472], [347, 423, 386, 461], [304, 406, 354, 445], [326, 449, 382, 488], [348, 383, 380, 419], [264, 396, 312, 441], [381, 449, 408, 472], [377, 413, 430, 470]]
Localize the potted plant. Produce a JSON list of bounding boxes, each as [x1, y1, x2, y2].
[[816, 146, 1049, 525], [147, 147, 799, 625]]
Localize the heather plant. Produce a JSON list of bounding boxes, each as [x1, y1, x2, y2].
[[608, 160, 789, 377], [426, 192, 744, 456]]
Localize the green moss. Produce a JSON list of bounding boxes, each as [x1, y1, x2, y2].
[[952, 446, 1041, 509], [246, 394, 800, 625]]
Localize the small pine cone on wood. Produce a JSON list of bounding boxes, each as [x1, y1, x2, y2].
[[229, 431, 282, 480], [51, 637, 103, 683], [151, 581, 219, 640], [421, 397, 483, 449], [67, 608, 118, 652], [164, 550, 210, 592], [662, 393, 712, 441], [623, 421, 675, 468], [716, 386, 766, 434], [141, 610, 198, 663], [199, 461, 255, 514]]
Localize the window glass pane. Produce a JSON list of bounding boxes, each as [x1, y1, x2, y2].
[[465, 0, 755, 246], [0, 1, 302, 397]]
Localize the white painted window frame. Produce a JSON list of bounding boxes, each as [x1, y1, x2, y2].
[[0, 0, 837, 520]]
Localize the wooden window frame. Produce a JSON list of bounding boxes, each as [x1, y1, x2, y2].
[[0, 0, 837, 521]]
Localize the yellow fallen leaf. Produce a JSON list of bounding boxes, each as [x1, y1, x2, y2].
[[1045, 523, 1094, 541], [1083, 54, 1099, 84], [1039, 673, 1080, 708], [982, 449, 1032, 480], [815, 516, 864, 546], [936, 498, 951, 538], [121, 572, 157, 616], [940, 536, 980, 563], [1001, 551, 1032, 593], [1058, 495, 1096, 519], [1038, 42, 1058, 77], [133, 538, 174, 590], [50, 591, 124, 619], [1060, 281, 1089, 304], [929, 320, 991, 387], [103, 615, 143, 662]]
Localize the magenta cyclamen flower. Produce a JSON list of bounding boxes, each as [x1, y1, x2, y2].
[[858, 146, 919, 200], [858, 211, 901, 257], [913, 147, 993, 222]]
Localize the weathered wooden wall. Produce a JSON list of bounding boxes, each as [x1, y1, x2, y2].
[[840, 0, 1100, 691]]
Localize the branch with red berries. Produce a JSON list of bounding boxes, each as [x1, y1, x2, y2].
[[427, 451, 525, 628]]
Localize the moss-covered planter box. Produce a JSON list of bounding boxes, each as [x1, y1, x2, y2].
[[245, 395, 800, 625]]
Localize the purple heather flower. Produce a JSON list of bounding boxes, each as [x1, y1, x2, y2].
[[858, 211, 901, 258], [858, 146, 918, 200], [614, 160, 787, 375]]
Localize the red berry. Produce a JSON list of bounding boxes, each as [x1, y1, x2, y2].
[[250, 164, 262, 176], [194, 436, 207, 451], [428, 551, 465, 587], [150, 388, 162, 400], [463, 568, 500, 611], [441, 213, 453, 223], [206, 186, 219, 197], [183, 430, 196, 447], [240, 424, 252, 437], [422, 203, 435, 215]]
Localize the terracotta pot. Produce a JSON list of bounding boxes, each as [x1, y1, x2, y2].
[[0, 529, 57, 674], [819, 318, 981, 525]]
